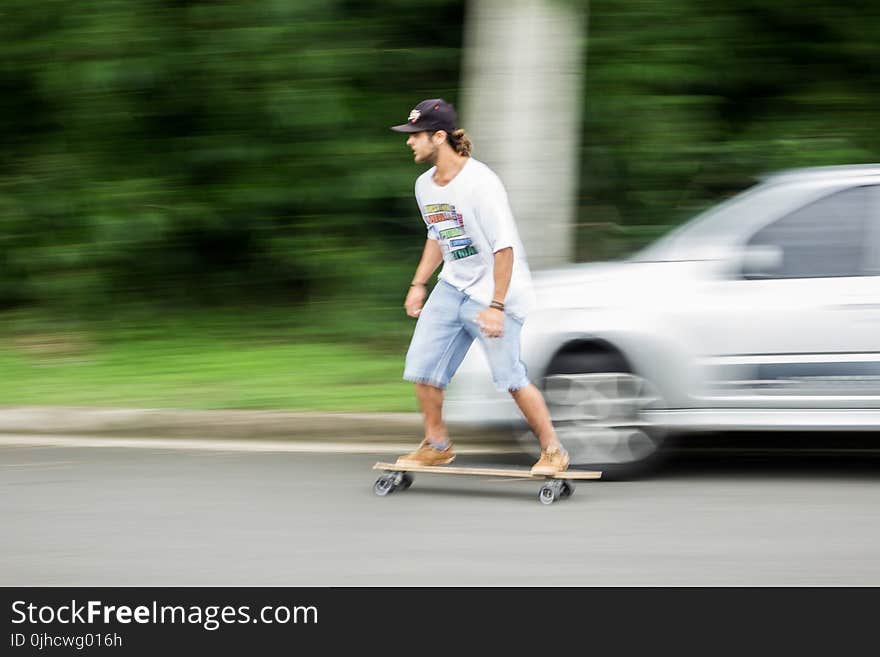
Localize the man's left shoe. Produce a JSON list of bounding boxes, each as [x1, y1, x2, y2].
[[530, 446, 570, 476]]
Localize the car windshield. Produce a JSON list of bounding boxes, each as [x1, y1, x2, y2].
[[630, 181, 799, 262]]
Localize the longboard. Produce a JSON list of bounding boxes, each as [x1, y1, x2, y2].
[[372, 461, 602, 505]]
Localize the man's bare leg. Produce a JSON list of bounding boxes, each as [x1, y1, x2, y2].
[[395, 383, 454, 466], [510, 384, 562, 451], [415, 383, 448, 444]]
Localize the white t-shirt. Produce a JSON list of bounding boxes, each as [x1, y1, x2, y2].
[[414, 158, 536, 319]]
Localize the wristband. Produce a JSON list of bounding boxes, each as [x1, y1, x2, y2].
[[410, 282, 426, 287], [490, 300, 505, 311]]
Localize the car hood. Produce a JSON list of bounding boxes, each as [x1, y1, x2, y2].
[[530, 259, 708, 310]]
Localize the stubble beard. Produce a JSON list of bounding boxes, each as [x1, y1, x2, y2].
[[416, 144, 438, 166]]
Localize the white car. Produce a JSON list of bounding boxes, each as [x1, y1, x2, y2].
[[445, 164, 880, 476]]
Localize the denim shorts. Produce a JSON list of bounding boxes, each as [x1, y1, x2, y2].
[[403, 280, 531, 392]]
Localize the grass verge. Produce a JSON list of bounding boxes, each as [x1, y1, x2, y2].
[[0, 305, 419, 412]]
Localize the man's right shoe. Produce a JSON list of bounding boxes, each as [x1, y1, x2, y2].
[[395, 440, 456, 467]]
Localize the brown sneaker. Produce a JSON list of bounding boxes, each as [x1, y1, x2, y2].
[[395, 440, 456, 467], [530, 446, 570, 476]]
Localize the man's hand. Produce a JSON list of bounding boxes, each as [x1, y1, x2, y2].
[[404, 284, 427, 318], [476, 307, 505, 338]]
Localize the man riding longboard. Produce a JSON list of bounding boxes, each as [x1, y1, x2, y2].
[[390, 98, 569, 476]]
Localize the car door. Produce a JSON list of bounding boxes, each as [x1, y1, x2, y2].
[[685, 183, 880, 408]]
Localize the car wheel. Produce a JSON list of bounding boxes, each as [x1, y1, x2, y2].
[[525, 349, 666, 479]]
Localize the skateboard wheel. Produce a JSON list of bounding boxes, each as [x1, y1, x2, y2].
[[538, 485, 556, 505], [374, 476, 395, 497], [400, 473, 414, 490], [560, 481, 574, 499]]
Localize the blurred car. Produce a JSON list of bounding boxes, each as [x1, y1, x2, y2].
[[445, 164, 880, 476]]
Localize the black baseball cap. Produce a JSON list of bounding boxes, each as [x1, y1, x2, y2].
[[390, 98, 457, 134]]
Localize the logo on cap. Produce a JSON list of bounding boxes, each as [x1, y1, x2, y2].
[[408, 109, 421, 123]]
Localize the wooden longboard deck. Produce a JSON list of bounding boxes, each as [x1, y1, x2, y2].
[[373, 462, 602, 480]]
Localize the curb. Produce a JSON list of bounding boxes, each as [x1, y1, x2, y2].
[[0, 407, 515, 446], [0, 434, 521, 455]]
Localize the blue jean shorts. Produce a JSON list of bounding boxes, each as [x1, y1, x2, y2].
[[403, 280, 531, 392]]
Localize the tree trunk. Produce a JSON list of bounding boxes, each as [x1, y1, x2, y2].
[[461, 0, 587, 268]]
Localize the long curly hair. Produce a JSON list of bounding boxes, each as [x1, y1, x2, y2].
[[447, 128, 472, 157]]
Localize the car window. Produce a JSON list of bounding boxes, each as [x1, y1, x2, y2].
[[745, 185, 874, 278], [633, 181, 798, 262], [867, 185, 880, 274]]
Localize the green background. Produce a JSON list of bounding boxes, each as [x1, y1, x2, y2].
[[1, 0, 878, 410]]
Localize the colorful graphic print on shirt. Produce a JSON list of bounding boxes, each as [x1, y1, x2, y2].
[[424, 203, 478, 260]]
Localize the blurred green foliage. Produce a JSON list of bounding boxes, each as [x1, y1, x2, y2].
[[579, 0, 880, 258], [1, 0, 878, 313], [0, 0, 464, 315]]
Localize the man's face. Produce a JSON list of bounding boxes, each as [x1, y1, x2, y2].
[[406, 131, 439, 164]]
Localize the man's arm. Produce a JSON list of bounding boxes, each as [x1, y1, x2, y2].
[[404, 239, 443, 318], [411, 238, 443, 286], [476, 247, 513, 338], [491, 246, 514, 305]]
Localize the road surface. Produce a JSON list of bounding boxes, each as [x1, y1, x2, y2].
[[2, 442, 879, 585]]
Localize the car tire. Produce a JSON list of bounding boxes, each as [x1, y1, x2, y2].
[[529, 348, 667, 479]]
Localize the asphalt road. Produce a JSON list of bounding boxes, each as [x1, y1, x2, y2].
[[2, 442, 879, 585]]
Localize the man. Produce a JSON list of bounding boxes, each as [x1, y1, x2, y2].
[[390, 98, 569, 476]]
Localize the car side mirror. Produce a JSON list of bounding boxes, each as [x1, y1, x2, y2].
[[740, 245, 783, 280]]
